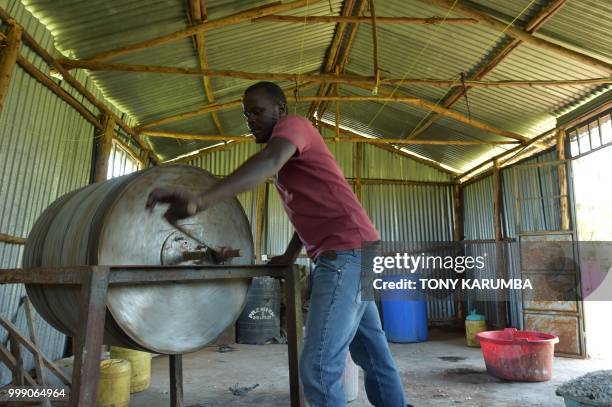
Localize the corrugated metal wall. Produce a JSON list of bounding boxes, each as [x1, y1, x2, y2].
[[462, 149, 561, 328], [0, 0, 135, 386]]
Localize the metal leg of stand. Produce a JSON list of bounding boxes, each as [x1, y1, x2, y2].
[[169, 354, 184, 407], [70, 266, 109, 407], [285, 265, 304, 407]]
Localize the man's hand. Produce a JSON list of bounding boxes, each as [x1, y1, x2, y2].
[[145, 187, 204, 223]]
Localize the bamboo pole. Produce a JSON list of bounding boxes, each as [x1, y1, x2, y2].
[[307, 0, 360, 120], [93, 114, 115, 183], [0, 22, 22, 112], [453, 184, 462, 241], [422, 0, 612, 73], [142, 129, 518, 145], [58, 60, 376, 85], [56, 60, 608, 88], [409, 0, 569, 139], [142, 91, 530, 142], [557, 129, 570, 230], [68, 0, 321, 63], [16, 55, 102, 129], [317, 93, 531, 142], [0, 6, 159, 164], [254, 15, 479, 24], [368, 0, 380, 92], [493, 160, 503, 241], [138, 99, 243, 130], [138, 82, 316, 129], [459, 128, 558, 184], [188, 0, 225, 135], [0, 233, 26, 245]]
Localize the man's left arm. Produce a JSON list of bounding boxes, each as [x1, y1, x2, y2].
[[146, 137, 296, 222]]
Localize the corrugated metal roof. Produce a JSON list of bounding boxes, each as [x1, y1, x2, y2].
[[344, 0, 610, 171], [17, 0, 612, 167]]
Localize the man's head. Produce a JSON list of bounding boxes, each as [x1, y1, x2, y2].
[[243, 82, 288, 143]]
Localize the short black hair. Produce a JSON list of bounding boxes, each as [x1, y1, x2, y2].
[[244, 81, 287, 106]]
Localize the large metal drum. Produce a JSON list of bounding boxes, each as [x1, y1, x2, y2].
[[23, 164, 253, 354]]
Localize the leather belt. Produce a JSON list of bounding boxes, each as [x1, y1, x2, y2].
[[318, 250, 337, 260]]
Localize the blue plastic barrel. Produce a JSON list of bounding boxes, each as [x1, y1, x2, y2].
[[380, 275, 428, 343]]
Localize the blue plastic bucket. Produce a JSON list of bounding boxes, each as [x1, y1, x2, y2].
[[380, 275, 428, 343]]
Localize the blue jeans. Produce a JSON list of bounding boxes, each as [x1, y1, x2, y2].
[[300, 250, 406, 406]]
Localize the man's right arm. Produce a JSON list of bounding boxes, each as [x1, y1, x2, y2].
[[268, 231, 303, 264]]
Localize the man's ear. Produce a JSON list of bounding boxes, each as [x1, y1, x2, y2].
[[278, 102, 288, 116]]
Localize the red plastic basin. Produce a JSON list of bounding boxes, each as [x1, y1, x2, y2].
[[476, 328, 559, 382]]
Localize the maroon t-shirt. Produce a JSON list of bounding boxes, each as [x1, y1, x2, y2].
[[270, 115, 380, 258]]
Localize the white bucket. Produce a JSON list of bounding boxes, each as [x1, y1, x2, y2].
[[302, 326, 360, 401], [343, 352, 359, 402]]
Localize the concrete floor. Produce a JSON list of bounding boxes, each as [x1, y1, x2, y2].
[[130, 328, 610, 407]]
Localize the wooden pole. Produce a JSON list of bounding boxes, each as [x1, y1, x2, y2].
[[317, 93, 531, 142], [453, 184, 463, 241], [493, 160, 503, 241], [138, 81, 315, 129], [0, 21, 22, 113], [368, 0, 380, 92], [254, 15, 479, 24], [355, 142, 364, 201], [255, 181, 267, 263], [422, 0, 611, 73], [0, 233, 27, 245], [557, 128, 570, 230], [334, 80, 340, 142], [142, 90, 530, 142], [93, 114, 115, 183], [459, 128, 558, 184], [67, 0, 321, 63], [0, 6, 159, 164], [16, 55, 102, 129], [307, 0, 360, 120], [142, 128, 518, 145], [55, 60, 607, 89], [409, 0, 569, 139], [58, 60, 376, 85], [188, 0, 225, 135]]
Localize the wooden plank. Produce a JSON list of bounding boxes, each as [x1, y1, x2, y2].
[[23, 297, 52, 407], [9, 334, 24, 386], [169, 355, 184, 407], [285, 265, 304, 407], [23, 297, 48, 386], [70, 266, 109, 407], [0, 314, 72, 384], [0, 343, 37, 386], [0, 22, 22, 112]]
